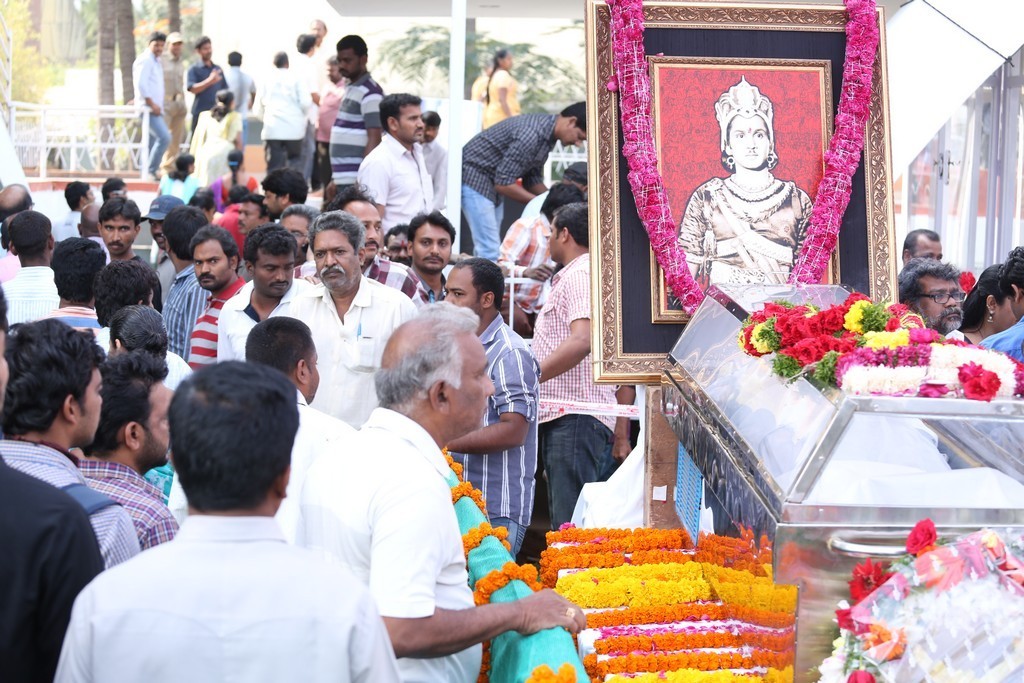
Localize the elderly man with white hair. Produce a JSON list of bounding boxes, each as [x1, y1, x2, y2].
[[298, 303, 585, 683]]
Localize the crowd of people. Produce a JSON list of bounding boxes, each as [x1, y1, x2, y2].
[[0, 20, 619, 683]]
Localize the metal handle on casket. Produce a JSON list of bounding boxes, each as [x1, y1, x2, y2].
[[827, 533, 910, 558]]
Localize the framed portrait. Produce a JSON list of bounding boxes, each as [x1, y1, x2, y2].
[[649, 58, 836, 322], [587, 1, 898, 384]]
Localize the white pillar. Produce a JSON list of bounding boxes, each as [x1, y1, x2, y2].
[[447, 0, 466, 251]]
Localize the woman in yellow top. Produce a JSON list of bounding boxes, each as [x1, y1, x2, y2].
[[482, 49, 520, 129], [190, 89, 244, 187]]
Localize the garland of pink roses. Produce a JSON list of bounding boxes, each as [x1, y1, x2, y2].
[[605, 0, 879, 313]]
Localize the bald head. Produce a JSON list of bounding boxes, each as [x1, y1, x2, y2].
[[79, 204, 100, 238], [0, 184, 33, 225]]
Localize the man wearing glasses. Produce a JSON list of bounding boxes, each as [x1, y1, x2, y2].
[[898, 258, 965, 337]]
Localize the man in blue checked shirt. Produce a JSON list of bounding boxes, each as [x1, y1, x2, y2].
[[445, 257, 540, 556]]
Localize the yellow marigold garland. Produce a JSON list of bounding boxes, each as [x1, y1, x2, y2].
[[473, 561, 544, 606], [555, 562, 711, 609], [524, 663, 577, 682], [605, 666, 794, 683], [539, 547, 693, 587], [464, 522, 512, 555]]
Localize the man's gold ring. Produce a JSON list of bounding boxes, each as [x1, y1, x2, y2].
[[565, 607, 576, 618]]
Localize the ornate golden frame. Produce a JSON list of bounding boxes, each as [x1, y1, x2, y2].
[[587, 1, 897, 384]]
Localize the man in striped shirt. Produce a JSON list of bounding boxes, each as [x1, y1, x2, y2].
[[2, 210, 59, 325], [445, 258, 539, 556], [188, 226, 244, 368], [81, 352, 178, 550], [40, 237, 109, 347], [329, 35, 383, 188], [162, 206, 209, 358]]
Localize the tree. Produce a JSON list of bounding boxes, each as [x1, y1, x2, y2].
[[377, 25, 584, 113], [168, 0, 181, 33], [97, 0, 115, 106], [4, 0, 56, 103], [115, 0, 135, 103]]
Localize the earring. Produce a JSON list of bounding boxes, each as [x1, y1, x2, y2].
[[987, 308, 995, 323], [766, 152, 778, 169], [726, 156, 735, 170]]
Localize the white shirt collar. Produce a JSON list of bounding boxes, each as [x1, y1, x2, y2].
[[381, 133, 420, 159], [362, 408, 450, 479], [174, 515, 286, 544]]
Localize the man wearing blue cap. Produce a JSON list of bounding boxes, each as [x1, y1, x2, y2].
[[144, 195, 184, 305]]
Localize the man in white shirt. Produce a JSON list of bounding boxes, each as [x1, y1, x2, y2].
[[245, 317, 355, 542], [422, 111, 447, 211], [357, 93, 433, 230], [55, 361, 400, 683], [299, 304, 585, 683], [2, 211, 58, 325], [223, 51, 256, 147], [253, 52, 312, 173], [132, 32, 170, 180], [294, 33, 322, 184], [284, 211, 417, 428], [57, 182, 93, 243], [219, 224, 311, 361]]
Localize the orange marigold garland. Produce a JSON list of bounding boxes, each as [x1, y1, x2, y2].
[[476, 641, 490, 683], [539, 547, 694, 587], [583, 602, 796, 630], [451, 481, 488, 515], [583, 648, 794, 678], [546, 526, 692, 550], [464, 522, 512, 555], [595, 629, 795, 655], [473, 561, 544, 606], [524, 663, 577, 682]]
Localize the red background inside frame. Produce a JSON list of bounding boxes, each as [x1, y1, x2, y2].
[[654, 66, 828, 226]]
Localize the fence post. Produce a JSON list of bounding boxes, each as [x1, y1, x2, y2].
[[139, 109, 150, 181], [38, 108, 47, 180]]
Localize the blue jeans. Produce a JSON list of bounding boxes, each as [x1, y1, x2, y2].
[[461, 184, 503, 260], [146, 114, 171, 175], [491, 516, 526, 557], [539, 414, 614, 529]]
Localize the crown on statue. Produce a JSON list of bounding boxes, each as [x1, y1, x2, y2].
[[714, 76, 775, 151]]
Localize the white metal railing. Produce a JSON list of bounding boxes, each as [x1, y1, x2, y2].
[[0, 11, 11, 128], [544, 140, 587, 185], [8, 101, 152, 180]]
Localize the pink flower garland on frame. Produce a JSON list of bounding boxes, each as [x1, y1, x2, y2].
[[605, 0, 879, 311]]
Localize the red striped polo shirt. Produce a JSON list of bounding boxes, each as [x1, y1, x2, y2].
[[187, 277, 245, 369]]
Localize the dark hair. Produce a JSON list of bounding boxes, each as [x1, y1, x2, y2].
[[336, 34, 367, 57], [169, 153, 195, 182], [109, 305, 168, 356], [261, 168, 308, 205], [243, 224, 297, 264], [961, 264, 1007, 330], [408, 211, 456, 243], [190, 225, 239, 261], [162, 205, 208, 261], [227, 149, 244, 188], [379, 93, 422, 133], [0, 289, 7, 333], [245, 317, 316, 377], [211, 89, 234, 122], [98, 196, 142, 226], [484, 48, 511, 105], [903, 229, 941, 255], [898, 258, 961, 304], [194, 36, 211, 51], [170, 362, 299, 512], [296, 33, 317, 55], [89, 351, 168, 455], [189, 188, 216, 213], [559, 102, 587, 133], [240, 193, 268, 216], [52, 238, 106, 304], [452, 257, 504, 306], [3, 320, 105, 436], [64, 181, 91, 211], [422, 110, 441, 128], [553, 202, 588, 247], [100, 177, 126, 202], [148, 31, 167, 44], [385, 224, 408, 243], [998, 246, 1024, 297], [227, 183, 250, 206], [323, 183, 375, 212], [8, 210, 52, 259], [540, 183, 585, 222], [273, 51, 289, 69], [93, 260, 160, 326], [227, 51, 242, 67]]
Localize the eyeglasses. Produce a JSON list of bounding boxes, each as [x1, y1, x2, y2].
[[917, 290, 964, 304]]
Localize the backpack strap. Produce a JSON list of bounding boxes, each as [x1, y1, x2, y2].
[[61, 483, 119, 515]]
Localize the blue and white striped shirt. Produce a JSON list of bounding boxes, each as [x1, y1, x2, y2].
[[1, 440, 141, 568], [452, 315, 540, 527], [329, 72, 383, 186], [163, 266, 207, 358]]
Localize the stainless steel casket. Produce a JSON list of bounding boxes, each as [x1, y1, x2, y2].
[[660, 284, 1024, 681]]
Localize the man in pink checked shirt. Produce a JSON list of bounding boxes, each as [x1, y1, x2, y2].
[[531, 202, 634, 528], [497, 183, 584, 337]]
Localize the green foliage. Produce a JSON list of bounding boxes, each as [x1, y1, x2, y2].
[[77, 0, 203, 62], [772, 353, 802, 379], [5, 0, 59, 102], [812, 350, 841, 386], [377, 25, 584, 113], [860, 302, 891, 333], [753, 318, 782, 353]]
